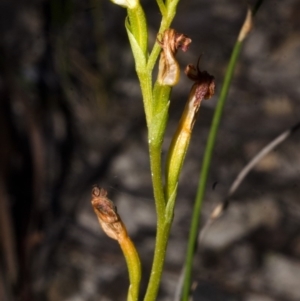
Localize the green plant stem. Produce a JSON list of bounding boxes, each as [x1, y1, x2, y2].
[[150, 83, 171, 144], [156, 0, 167, 16], [137, 70, 154, 126], [143, 81, 175, 301], [149, 142, 166, 222], [120, 237, 141, 301], [144, 183, 177, 301], [141, 141, 167, 301], [181, 4, 264, 299], [181, 43, 243, 301], [143, 217, 172, 301]]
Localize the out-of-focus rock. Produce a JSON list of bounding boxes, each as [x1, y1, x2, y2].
[[201, 198, 281, 250], [263, 253, 300, 301]]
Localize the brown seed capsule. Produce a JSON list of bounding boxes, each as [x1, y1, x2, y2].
[[165, 58, 215, 199], [91, 186, 127, 241]]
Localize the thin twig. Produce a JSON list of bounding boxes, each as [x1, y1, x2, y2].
[[200, 120, 300, 245], [228, 122, 300, 197]]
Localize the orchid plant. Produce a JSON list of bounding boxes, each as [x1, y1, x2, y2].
[[91, 0, 264, 300]]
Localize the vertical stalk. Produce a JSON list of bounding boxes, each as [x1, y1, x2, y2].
[[143, 222, 172, 301], [149, 142, 166, 222], [119, 236, 142, 301], [181, 45, 243, 301], [142, 141, 167, 301], [137, 71, 153, 127], [181, 3, 264, 300]]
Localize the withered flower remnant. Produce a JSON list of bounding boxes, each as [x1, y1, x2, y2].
[[91, 186, 127, 241], [185, 60, 215, 104], [180, 59, 215, 135], [175, 59, 215, 141], [157, 29, 192, 86]]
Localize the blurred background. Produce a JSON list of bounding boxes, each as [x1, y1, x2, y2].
[[1, 0, 300, 300]]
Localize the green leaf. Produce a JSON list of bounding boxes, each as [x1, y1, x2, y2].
[[125, 17, 147, 72]]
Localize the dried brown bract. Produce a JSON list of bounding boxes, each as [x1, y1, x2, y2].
[[91, 186, 127, 241], [157, 29, 192, 86]]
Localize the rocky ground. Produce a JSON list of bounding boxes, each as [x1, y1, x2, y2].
[[1, 0, 300, 300]]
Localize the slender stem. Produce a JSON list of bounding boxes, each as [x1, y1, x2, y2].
[[119, 237, 142, 301], [143, 84, 172, 300], [149, 142, 166, 221], [156, 0, 167, 16], [141, 141, 168, 301], [181, 2, 265, 298], [143, 219, 172, 301], [228, 121, 300, 197], [137, 70, 153, 127], [181, 45, 243, 301], [142, 5, 184, 297], [147, 30, 165, 72]]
